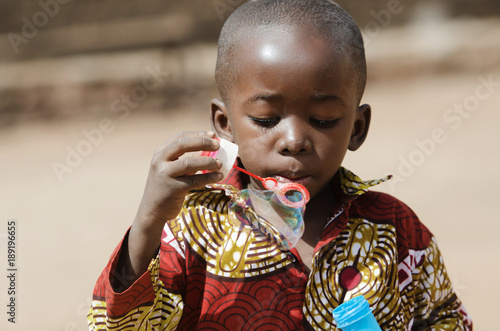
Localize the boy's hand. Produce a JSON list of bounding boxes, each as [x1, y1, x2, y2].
[[113, 131, 223, 292], [137, 130, 223, 225]]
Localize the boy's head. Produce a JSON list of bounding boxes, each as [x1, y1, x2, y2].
[[211, 0, 371, 201], [215, 0, 367, 105]]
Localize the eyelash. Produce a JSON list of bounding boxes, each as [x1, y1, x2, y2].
[[250, 117, 279, 128], [250, 117, 339, 129], [311, 118, 339, 128]]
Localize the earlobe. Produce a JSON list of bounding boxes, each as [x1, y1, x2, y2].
[[210, 98, 234, 141], [348, 104, 371, 151]]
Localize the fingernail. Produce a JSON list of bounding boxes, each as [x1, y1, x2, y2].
[[207, 131, 215, 137], [215, 160, 223, 168], [212, 139, 220, 149]]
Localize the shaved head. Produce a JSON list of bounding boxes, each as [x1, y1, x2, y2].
[[215, 0, 367, 105]]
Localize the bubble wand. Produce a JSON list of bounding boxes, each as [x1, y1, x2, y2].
[[201, 138, 310, 208], [232, 165, 310, 209], [201, 138, 310, 249]]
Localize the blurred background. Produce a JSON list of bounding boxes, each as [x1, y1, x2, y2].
[[0, 0, 499, 329]]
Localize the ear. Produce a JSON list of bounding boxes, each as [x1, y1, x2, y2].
[[348, 104, 371, 151], [210, 98, 234, 141]]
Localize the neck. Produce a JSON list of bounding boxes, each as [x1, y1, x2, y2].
[[301, 183, 336, 246]]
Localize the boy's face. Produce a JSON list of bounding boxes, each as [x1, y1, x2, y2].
[[212, 26, 370, 201]]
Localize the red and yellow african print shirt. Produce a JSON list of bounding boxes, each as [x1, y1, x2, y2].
[[88, 167, 472, 330]]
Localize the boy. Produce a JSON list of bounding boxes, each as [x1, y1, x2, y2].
[[88, 0, 472, 330]]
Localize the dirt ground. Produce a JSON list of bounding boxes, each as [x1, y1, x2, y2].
[[1, 15, 500, 329]]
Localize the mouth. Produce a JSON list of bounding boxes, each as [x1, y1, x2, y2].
[[273, 175, 312, 187]]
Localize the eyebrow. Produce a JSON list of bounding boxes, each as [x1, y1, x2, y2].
[[311, 92, 343, 103], [247, 93, 284, 104], [245, 92, 344, 105]]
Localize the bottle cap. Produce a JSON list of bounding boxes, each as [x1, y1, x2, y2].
[[332, 296, 382, 331]]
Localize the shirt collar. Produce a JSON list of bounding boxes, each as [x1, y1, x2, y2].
[[335, 167, 391, 202], [204, 164, 391, 254]]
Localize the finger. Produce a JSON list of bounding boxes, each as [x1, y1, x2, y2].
[[163, 134, 220, 161], [179, 171, 224, 189], [155, 131, 216, 153], [169, 156, 222, 178]]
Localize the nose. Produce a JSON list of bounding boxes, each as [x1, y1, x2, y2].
[[276, 118, 312, 155]]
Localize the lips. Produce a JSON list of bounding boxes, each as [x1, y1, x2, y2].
[[273, 175, 312, 187]]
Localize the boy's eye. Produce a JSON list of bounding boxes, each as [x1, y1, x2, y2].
[[311, 118, 339, 128], [250, 117, 280, 127]]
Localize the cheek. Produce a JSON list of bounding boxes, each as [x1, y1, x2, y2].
[[330, 122, 355, 147], [232, 125, 259, 153], [233, 121, 273, 147], [314, 132, 351, 161], [318, 142, 345, 162], [233, 128, 277, 169], [237, 135, 272, 160]]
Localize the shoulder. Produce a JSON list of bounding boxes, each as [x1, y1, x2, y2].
[[350, 190, 434, 251], [351, 190, 416, 218]]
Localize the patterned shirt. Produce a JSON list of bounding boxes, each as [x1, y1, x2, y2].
[[88, 167, 472, 330]]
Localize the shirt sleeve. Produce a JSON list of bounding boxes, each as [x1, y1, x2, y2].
[[411, 237, 473, 330], [87, 228, 185, 331]]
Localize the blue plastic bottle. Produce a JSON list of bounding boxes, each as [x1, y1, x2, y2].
[[332, 296, 382, 331]]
